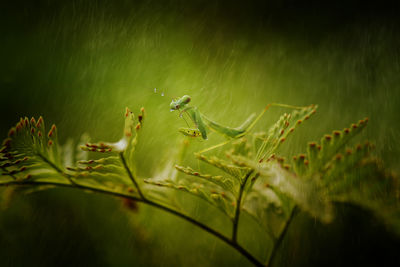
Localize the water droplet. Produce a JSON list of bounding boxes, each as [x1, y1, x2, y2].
[[154, 88, 157, 93], [161, 92, 164, 96]]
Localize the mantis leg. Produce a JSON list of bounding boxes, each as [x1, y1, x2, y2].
[[178, 107, 208, 140], [178, 107, 196, 129], [179, 107, 194, 118], [181, 112, 191, 127], [186, 108, 208, 140], [198, 103, 312, 141], [194, 106, 271, 154], [195, 103, 312, 154], [199, 104, 271, 139], [197, 140, 231, 154]]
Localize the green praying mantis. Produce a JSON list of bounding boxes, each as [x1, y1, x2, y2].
[[170, 95, 266, 141], [170, 95, 310, 154]]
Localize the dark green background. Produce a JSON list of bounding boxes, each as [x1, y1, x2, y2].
[[1, 0, 399, 266]]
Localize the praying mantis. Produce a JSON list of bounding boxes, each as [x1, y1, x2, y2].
[[170, 95, 267, 141], [170, 95, 313, 154]]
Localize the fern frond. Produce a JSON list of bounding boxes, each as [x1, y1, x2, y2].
[[144, 178, 236, 218], [0, 116, 70, 185], [286, 118, 400, 232], [0, 103, 398, 267], [67, 164, 125, 174], [323, 142, 372, 183], [296, 118, 369, 175], [230, 154, 334, 223], [77, 156, 121, 165], [66, 107, 146, 197], [230, 137, 252, 157], [0, 107, 146, 199], [255, 105, 317, 161], [242, 182, 293, 240], [195, 153, 251, 184], [174, 165, 238, 194]]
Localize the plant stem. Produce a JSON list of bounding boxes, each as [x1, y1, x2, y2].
[[141, 198, 263, 266], [232, 170, 254, 243], [0, 180, 264, 267], [119, 152, 145, 200], [36, 152, 76, 185], [266, 205, 298, 267]]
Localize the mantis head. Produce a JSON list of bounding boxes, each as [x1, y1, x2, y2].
[[170, 95, 191, 111]]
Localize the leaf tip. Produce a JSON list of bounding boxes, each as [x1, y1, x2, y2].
[[8, 128, 16, 137], [36, 116, 44, 128]]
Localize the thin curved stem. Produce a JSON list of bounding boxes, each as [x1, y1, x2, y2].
[[266, 205, 298, 267], [0, 180, 264, 267], [1, 142, 264, 266], [232, 170, 254, 243], [119, 152, 145, 200], [141, 198, 263, 267], [36, 152, 76, 185]]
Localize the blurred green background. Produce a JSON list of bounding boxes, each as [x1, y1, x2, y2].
[[1, 0, 399, 266]]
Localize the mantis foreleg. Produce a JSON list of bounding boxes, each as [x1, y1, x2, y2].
[[184, 107, 208, 140]]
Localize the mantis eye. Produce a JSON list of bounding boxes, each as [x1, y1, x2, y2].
[[175, 105, 179, 109]]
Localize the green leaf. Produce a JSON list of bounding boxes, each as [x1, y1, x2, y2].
[[230, 154, 334, 223], [0, 116, 70, 185], [144, 178, 236, 218], [195, 153, 251, 184], [255, 105, 317, 161], [65, 107, 145, 190], [300, 118, 369, 174], [323, 142, 372, 184], [243, 180, 293, 240], [174, 165, 238, 194]]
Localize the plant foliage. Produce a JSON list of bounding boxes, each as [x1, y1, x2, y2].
[[1, 104, 399, 267]]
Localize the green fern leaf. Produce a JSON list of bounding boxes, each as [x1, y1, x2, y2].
[[174, 165, 238, 194], [230, 154, 334, 223], [255, 105, 317, 161], [0, 116, 70, 184], [144, 178, 236, 218], [195, 153, 251, 184], [298, 118, 369, 174], [323, 142, 372, 184], [65, 107, 145, 195], [242, 180, 293, 240]]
